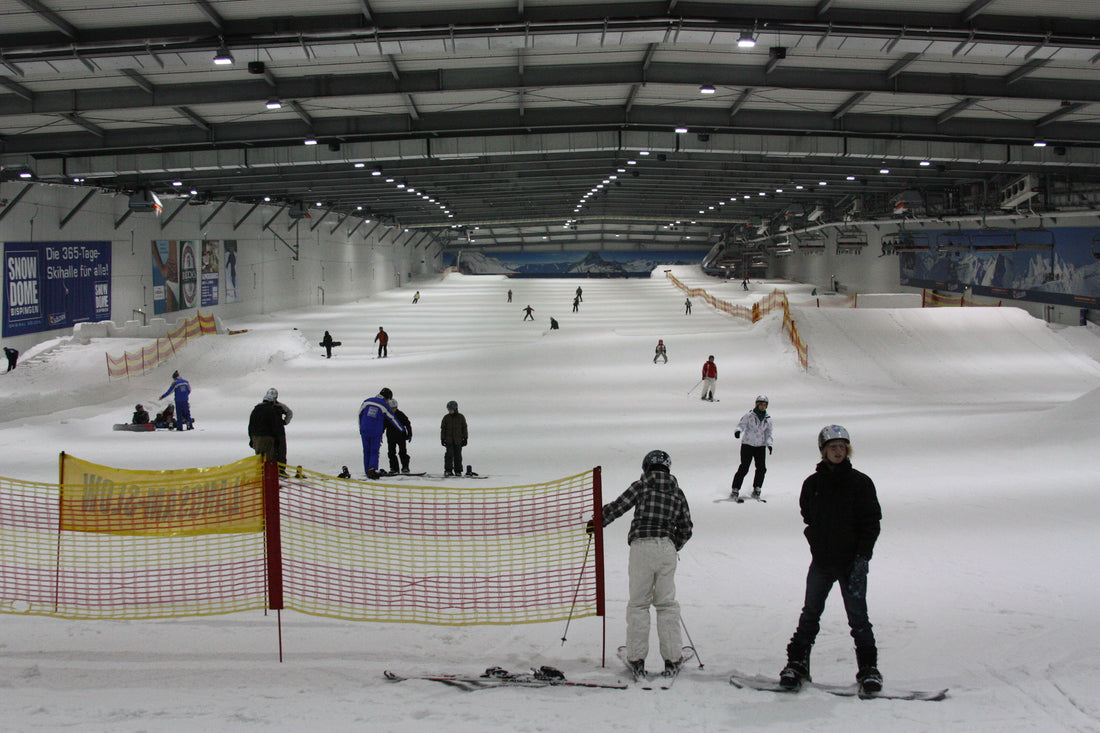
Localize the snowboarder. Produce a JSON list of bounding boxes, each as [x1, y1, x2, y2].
[[440, 400, 468, 476], [4, 346, 17, 371], [412, 290, 420, 304], [700, 356, 718, 401], [590, 450, 693, 679], [359, 387, 406, 479], [742, 277, 749, 291], [730, 395, 774, 500], [522, 305, 534, 321], [684, 298, 692, 315], [654, 339, 667, 364], [550, 317, 559, 330], [386, 398, 412, 474], [321, 330, 339, 359], [154, 404, 176, 430], [778, 425, 883, 695], [132, 404, 150, 425], [375, 326, 389, 358], [248, 388, 284, 463], [159, 370, 193, 430]]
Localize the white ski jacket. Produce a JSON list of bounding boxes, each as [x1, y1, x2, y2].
[[736, 410, 773, 448]]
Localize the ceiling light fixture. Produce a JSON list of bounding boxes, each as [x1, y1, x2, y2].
[[1033, 140, 1048, 147], [737, 31, 756, 49], [675, 127, 688, 134], [699, 85, 716, 94], [212, 42, 234, 66], [265, 99, 282, 110], [303, 138, 317, 146]]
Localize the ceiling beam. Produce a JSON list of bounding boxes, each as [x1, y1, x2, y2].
[[191, 0, 226, 33], [14, 0, 79, 39]]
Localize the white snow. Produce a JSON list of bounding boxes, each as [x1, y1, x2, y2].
[[2, 267, 1099, 732]]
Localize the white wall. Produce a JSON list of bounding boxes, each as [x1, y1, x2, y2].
[[770, 212, 1099, 326], [1, 182, 442, 353]]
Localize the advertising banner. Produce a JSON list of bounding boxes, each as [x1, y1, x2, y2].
[[3, 241, 111, 337], [152, 239, 178, 314], [223, 240, 239, 303], [200, 240, 221, 307]]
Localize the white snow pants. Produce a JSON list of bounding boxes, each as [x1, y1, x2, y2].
[[702, 377, 716, 400], [625, 537, 683, 664]]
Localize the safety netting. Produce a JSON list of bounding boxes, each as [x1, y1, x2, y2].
[[1, 457, 603, 627], [279, 467, 601, 625]]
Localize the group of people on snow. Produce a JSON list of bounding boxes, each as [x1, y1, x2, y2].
[[595, 424, 882, 694]]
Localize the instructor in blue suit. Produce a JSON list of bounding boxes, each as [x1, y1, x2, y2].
[[160, 370, 193, 430], [358, 387, 406, 479]]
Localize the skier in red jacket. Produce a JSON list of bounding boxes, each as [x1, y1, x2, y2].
[[700, 355, 718, 401]]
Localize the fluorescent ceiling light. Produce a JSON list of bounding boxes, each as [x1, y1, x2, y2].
[[699, 85, 716, 94], [265, 99, 282, 109]]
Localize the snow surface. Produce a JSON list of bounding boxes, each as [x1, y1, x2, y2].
[[2, 267, 1100, 732]]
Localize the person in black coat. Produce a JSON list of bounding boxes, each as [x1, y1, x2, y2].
[[248, 388, 285, 463], [321, 330, 339, 359], [4, 346, 18, 372], [385, 399, 413, 474], [778, 424, 883, 695]]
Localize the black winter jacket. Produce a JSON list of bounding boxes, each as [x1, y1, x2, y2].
[[799, 459, 881, 569], [386, 409, 411, 442]]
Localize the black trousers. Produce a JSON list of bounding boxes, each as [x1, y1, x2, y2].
[[732, 443, 767, 490]]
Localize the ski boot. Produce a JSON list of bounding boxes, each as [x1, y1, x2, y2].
[[856, 646, 883, 695], [627, 659, 646, 681], [662, 658, 682, 678], [338, 466, 351, 479], [751, 487, 762, 500], [779, 644, 811, 690]]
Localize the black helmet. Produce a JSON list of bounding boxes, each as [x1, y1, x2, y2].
[[172, 370, 180, 379], [135, 404, 143, 410], [642, 449, 671, 473], [379, 387, 393, 399], [447, 400, 458, 411]]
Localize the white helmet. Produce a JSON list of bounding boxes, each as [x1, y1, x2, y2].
[[755, 394, 769, 404], [818, 424, 850, 449]]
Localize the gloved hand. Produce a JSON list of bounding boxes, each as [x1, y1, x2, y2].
[[734, 431, 741, 439], [848, 556, 869, 599], [768, 446, 773, 455]]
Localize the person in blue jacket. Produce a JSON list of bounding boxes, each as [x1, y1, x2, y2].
[[358, 387, 406, 478], [160, 370, 193, 430]]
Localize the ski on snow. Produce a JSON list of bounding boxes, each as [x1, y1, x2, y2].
[[616, 645, 696, 689], [713, 495, 767, 504], [728, 671, 948, 701], [384, 666, 627, 691]]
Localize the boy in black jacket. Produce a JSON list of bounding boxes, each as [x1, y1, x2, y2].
[[385, 398, 412, 474], [779, 425, 883, 695]]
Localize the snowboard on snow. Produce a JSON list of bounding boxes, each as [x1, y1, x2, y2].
[[113, 423, 156, 432], [714, 494, 767, 504], [728, 671, 947, 701], [318, 340, 342, 347]]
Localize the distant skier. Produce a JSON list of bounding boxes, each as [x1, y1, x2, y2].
[[412, 291, 420, 304], [742, 277, 749, 291], [550, 317, 559, 330], [778, 425, 883, 696], [507, 289, 513, 303], [132, 404, 150, 425], [522, 305, 534, 321], [375, 327, 389, 358], [654, 339, 667, 364], [684, 298, 692, 315], [730, 395, 773, 500], [590, 450, 693, 679], [159, 370, 193, 430], [386, 398, 412, 474], [3, 346, 17, 371], [440, 400, 468, 476], [248, 388, 284, 463], [700, 355, 718, 402], [576, 285, 583, 302], [359, 387, 405, 479], [572, 295, 580, 313]]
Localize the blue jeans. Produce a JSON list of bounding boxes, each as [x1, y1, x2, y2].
[[789, 562, 875, 651]]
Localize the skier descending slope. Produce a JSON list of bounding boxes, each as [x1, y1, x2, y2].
[[590, 450, 693, 682], [778, 425, 883, 696]]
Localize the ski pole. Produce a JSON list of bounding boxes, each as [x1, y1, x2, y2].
[[687, 379, 703, 396], [560, 532, 593, 645], [680, 616, 705, 669]]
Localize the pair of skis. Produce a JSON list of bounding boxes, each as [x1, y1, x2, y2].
[[384, 665, 627, 691], [616, 645, 696, 690]]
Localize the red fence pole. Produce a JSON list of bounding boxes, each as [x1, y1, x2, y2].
[[262, 460, 284, 660], [592, 465, 605, 666]]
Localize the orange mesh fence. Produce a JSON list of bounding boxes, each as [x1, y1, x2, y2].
[[2, 459, 602, 627], [667, 274, 808, 369], [106, 312, 220, 379], [922, 289, 1002, 307], [278, 467, 601, 625]]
